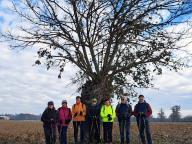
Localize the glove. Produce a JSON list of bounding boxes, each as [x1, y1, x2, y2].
[[107, 114, 111, 117], [50, 118, 55, 123], [80, 111, 83, 116], [107, 114, 112, 121], [139, 112, 145, 117], [65, 119, 71, 124], [74, 113, 78, 117], [108, 116, 112, 121]]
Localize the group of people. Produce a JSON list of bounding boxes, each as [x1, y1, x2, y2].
[[41, 95, 152, 144]]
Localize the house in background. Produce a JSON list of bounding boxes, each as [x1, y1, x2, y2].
[[0, 115, 10, 120]]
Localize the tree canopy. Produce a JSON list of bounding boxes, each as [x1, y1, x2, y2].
[[169, 105, 181, 122], [2, 0, 192, 102]]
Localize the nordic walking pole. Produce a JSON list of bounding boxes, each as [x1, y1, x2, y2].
[[52, 127, 54, 144], [143, 116, 147, 144], [50, 122, 54, 144], [90, 117, 94, 142], [137, 114, 142, 144], [50, 123, 52, 144], [95, 116, 103, 144], [59, 124, 62, 143]]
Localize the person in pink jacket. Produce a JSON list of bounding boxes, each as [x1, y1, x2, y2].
[[57, 100, 72, 144]]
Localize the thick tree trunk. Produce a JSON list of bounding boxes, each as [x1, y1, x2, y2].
[[81, 78, 113, 105], [81, 78, 113, 144]]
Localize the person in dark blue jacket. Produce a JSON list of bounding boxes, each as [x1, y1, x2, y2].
[[41, 101, 57, 144], [116, 96, 132, 144], [87, 98, 101, 143], [133, 95, 153, 144]]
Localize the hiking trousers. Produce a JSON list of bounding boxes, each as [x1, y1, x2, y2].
[[118, 118, 131, 144], [103, 122, 113, 143], [59, 126, 68, 144], [73, 121, 85, 143], [43, 125, 56, 144], [137, 117, 152, 144], [88, 119, 100, 142]]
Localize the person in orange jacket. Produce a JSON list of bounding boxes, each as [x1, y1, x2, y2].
[[72, 96, 86, 144]]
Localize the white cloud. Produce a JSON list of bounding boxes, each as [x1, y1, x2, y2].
[[0, 42, 78, 114]]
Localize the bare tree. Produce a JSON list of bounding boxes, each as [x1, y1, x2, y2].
[[2, 0, 192, 103], [157, 108, 166, 121]]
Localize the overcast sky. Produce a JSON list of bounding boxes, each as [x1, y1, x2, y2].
[[0, 0, 192, 117]]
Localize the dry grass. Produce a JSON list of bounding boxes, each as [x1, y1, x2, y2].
[[0, 120, 192, 144]]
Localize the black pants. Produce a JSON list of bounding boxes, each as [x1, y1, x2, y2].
[[118, 119, 131, 144], [73, 121, 85, 143], [103, 122, 113, 143], [88, 119, 100, 142], [43, 125, 56, 144], [137, 117, 152, 144]]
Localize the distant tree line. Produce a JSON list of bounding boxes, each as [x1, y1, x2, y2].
[[0, 113, 41, 120], [155, 105, 192, 122], [0, 105, 191, 122]]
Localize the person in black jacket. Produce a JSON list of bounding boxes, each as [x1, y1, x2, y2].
[[116, 96, 132, 144], [41, 101, 57, 144], [87, 98, 101, 143]]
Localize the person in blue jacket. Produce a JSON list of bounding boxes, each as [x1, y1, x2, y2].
[[116, 96, 132, 144]]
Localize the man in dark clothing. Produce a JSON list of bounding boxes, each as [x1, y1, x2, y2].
[[87, 98, 101, 143], [133, 95, 153, 144], [116, 96, 132, 144], [41, 101, 57, 144]]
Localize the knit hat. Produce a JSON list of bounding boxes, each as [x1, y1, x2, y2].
[[48, 101, 54, 105], [62, 100, 67, 104]]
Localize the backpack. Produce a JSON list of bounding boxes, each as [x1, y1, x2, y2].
[[102, 105, 114, 114], [73, 103, 85, 111]]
